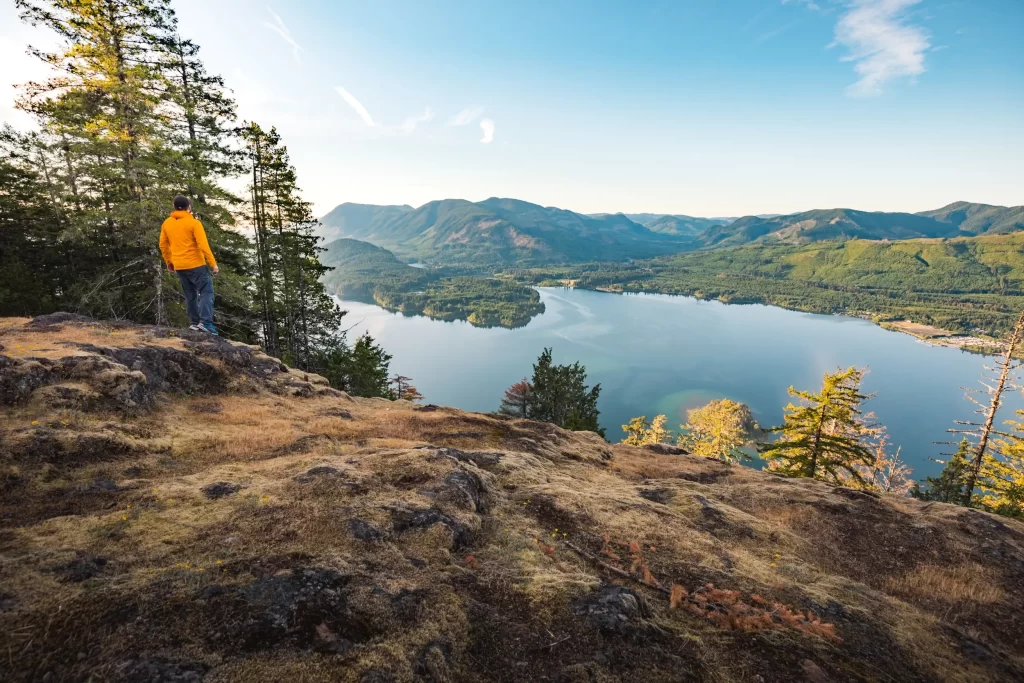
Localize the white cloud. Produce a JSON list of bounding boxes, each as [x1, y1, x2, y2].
[[479, 118, 495, 144], [399, 107, 433, 135], [832, 0, 930, 97], [782, 0, 821, 11], [263, 6, 302, 64], [334, 86, 376, 126], [450, 106, 484, 126]]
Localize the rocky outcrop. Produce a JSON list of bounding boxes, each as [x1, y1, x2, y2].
[[0, 314, 335, 416], [2, 315, 1023, 683]]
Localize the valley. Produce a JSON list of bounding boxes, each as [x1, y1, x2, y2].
[[318, 198, 1024, 339]]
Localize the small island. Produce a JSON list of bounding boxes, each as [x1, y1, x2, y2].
[[321, 239, 544, 328]]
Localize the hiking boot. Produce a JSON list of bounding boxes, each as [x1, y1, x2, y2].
[[201, 323, 219, 336]]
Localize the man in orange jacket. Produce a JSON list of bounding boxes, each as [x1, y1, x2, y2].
[[159, 195, 220, 335]]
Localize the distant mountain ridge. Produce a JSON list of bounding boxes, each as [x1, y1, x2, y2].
[[319, 199, 1024, 265], [695, 202, 1024, 249], [319, 197, 692, 266]]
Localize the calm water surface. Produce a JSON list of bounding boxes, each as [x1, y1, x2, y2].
[[337, 288, 1023, 479]]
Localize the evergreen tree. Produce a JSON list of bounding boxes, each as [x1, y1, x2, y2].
[[499, 379, 533, 417], [622, 416, 652, 446], [681, 399, 758, 462], [979, 414, 1024, 517], [759, 367, 875, 484], [0, 128, 71, 314], [8, 0, 256, 339], [527, 348, 603, 436], [949, 309, 1024, 506], [16, 0, 181, 321], [621, 414, 671, 446], [241, 122, 343, 367], [912, 439, 972, 503], [316, 333, 392, 398]]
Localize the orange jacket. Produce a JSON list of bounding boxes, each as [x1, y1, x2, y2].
[[159, 210, 217, 270]]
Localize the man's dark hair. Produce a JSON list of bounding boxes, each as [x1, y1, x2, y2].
[[173, 195, 191, 211]]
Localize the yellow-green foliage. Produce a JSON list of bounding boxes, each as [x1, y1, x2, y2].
[[759, 367, 876, 484], [680, 399, 758, 462], [981, 412, 1024, 517], [620, 414, 671, 446]]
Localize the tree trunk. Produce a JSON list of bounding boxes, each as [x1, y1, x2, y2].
[[962, 309, 1024, 504]]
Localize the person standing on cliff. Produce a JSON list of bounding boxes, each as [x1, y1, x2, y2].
[[159, 195, 220, 335]]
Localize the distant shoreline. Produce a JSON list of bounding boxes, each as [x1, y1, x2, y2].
[[551, 281, 1011, 357]]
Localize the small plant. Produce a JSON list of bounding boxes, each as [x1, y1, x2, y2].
[[573, 533, 841, 642]]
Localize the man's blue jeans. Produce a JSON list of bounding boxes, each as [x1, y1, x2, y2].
[[176, 266, 214, 326]]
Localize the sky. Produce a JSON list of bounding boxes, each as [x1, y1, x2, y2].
[[2, 0, 1022, 218]]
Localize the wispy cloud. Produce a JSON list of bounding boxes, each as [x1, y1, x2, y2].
[[755, 20, 801, 46], [782, 0, 821, 11], [479, 118, 495, 144], [450, 106, 484, 126], [263, 7, 302, 64], [399, 108, 433, 135], [334, 86, 376, 126], [831, 0, 930, 97]]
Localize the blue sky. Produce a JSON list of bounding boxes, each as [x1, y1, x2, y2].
[[2, 0, 1022, 216]]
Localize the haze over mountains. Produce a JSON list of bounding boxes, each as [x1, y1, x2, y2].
[[319, 198, 1024, 267]]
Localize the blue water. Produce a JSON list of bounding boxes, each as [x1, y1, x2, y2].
[[337, 287, 1023, 480]]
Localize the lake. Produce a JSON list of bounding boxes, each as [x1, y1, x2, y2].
[[336, 287, 1024, 479]]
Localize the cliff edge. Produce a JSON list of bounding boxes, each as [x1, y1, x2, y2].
[[1, 315, 1022, 682]]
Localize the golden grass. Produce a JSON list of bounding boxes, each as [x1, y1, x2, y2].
[[0, 318, 187, 359], [5, 321, 1024, 682], [886, 563, 1005, 606]]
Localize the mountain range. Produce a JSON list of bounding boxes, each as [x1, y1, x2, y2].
[[319, 198, 687, 265], [319, 198, 1024, 266]]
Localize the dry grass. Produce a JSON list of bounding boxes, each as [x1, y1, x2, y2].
[[0, 318, 187, 359], [887, 563, 1005, 606], [3, 320, 1024, 682]]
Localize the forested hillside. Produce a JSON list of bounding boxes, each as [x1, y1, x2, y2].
[[696, 202, 1024, 249], [319, 197, 692, 265], [321, 238, 544, 328], [919, 201, 1024, 235], [322, 197, 1024, 265], [510, 233, 1024, 334], [0, 0, 374, 384]]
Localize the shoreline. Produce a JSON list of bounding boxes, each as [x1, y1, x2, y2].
[[551, 282, 1011, 357]]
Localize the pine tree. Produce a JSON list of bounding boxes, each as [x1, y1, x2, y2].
[[621, 415, 671, 446], [241, 123, 343, 365], [315, 333, 392, 398], [0, 128, 70, 314], [16, 0, 181, 321], [949, 309, 1024, 506], [499, 379, 533, 417], [681, 399, 758, 462], [622, 416, 652, 446], [759, 367, 875, 484], [912, 439, 972, 503], [10, 0, 256, 336], [648, 414, 671, 444], [978, 414, 1024, 517], [527, 348, 603, 436]]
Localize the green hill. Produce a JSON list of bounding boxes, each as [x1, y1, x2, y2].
[[320, 199, 1024, 269], [513, 232, 1024, 335], [317, 203, 413, 243], [320, 238, 545, 328], [697, 202, 1024, 249], [588, 213, 727, 237], [319, 198, 693, 266], [918, 201, 1024, 235]]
